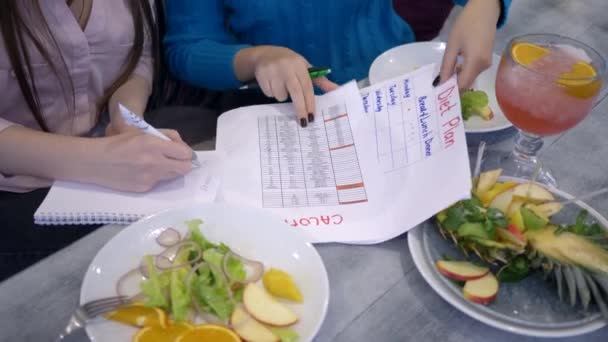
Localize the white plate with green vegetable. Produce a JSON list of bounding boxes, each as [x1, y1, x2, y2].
[[369, 42, 513, 133], [80, 203, 329, 342], [408, 172, 608, 337]]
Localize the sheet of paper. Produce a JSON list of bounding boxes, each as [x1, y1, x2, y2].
[[355, 65, 472, 243], [216, 65, 471, 243], [216, 82, 391, 243]]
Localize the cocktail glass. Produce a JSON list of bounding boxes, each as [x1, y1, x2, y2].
[[490, 34, 605, 186]]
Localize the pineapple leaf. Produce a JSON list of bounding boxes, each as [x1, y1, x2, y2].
[[555, 265, 564, 301], [563, 266, 577, 307], [573, 267, 591, 310], [584, 273, 608, 320]]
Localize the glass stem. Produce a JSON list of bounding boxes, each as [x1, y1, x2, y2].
[[512, 130, 543, 161]]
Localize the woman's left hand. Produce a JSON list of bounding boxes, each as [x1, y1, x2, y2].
[[439, 0, 502, 89]]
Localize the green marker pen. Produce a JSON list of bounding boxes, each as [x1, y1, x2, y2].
[[239, 67, 332, 90]]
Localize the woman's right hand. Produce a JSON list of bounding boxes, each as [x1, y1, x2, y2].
[[236, 46, 338, 126], [92, 131, 193, 192]]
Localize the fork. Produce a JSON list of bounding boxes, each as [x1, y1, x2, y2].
[[55, 296, 131, 341]]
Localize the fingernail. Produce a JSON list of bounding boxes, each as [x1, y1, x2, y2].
[[300, 118, 308, 128], [432, 75, 440, 87], [308, 113, 314, 123]]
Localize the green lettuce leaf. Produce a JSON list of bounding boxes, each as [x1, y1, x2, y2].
[[225, 255, 247, 282], [191, 265, 234, 321], [170, 267, 191, 321], [186, 219, 217, 250], [203, 248, 247, 284], [203, 249, 224, 268], [140, 255, 169, 309], [270, 328, 299, 342]]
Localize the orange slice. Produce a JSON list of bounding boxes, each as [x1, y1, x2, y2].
[[511, 42, 549, 66], [176, 324, 242, 342], [106, 305, 168, 329], [557, 61, 601, 99], [133, 322, 193, 342]]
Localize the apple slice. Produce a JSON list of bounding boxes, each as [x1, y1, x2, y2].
[[496, 226, 526, 247], [488, 189, 514, 214], [476, 169, 502, 196], [231, 306, 279, 342], [512, 183, 554, 203], [479, 181, 517, 206], [506, 224, 526, 243], [530, 202, 563, 218], [463, 273, 499, 305], [507, 198, 525, 218], [243, 283, 298, 327], [436, 260, 490, 281]]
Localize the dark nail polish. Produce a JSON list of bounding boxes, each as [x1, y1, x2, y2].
[[308, 113, 314, 123], [300, 118, 308, 128], [432, 75, 440, 87]]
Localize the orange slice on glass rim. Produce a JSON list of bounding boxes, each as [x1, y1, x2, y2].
[[511, 42, 550, 66], [105, 305, 169, 329], [557, 61, 601, 99], [176, 324, 242, 342]]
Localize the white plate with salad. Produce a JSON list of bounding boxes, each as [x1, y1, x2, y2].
[[80, 203, 329, 342], [369, 42, 513, 134]]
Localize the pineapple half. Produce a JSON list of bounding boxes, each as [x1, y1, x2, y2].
[[527, 225, 608, 317], [437, 169, 608, 320]]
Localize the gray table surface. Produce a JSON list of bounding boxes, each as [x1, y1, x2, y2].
[[2, 1, 608, 341]]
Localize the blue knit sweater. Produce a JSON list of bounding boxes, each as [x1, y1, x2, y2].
[[164, 0, 511, 90]]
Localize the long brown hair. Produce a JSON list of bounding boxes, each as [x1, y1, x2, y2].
[[0, 0, 162, 132]]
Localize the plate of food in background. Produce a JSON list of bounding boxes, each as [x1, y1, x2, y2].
[[369, 42, 513, 134]]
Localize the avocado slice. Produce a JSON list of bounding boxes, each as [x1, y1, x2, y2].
[[520, 207, 548, 230], [457, 222, 492, 240]]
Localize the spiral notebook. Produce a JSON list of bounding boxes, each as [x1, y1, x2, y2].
[[34, 151, 221, 225]]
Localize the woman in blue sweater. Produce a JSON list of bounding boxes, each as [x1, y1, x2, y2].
[[165, 0, 511, 127]]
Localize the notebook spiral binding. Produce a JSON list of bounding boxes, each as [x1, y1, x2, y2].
[[34, 212, 142, 225]]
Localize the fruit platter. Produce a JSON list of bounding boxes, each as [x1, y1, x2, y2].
[[409, 168, 608, 337]]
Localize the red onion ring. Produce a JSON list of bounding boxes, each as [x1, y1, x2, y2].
[[155, 241, 202, 271], [185, 261, 209, 292], [222, 251, 264, 284], [138, 258, 151, 278], [156, 227, 181, 247], [116, 268, 146, 297]]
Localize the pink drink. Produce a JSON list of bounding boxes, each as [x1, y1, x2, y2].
[[495, 45, 600, 136]]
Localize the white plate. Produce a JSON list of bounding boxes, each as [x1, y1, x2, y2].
[[369, 42, 513, 133], [80, 203, 329, 341], [408, 177, 607, 337]]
